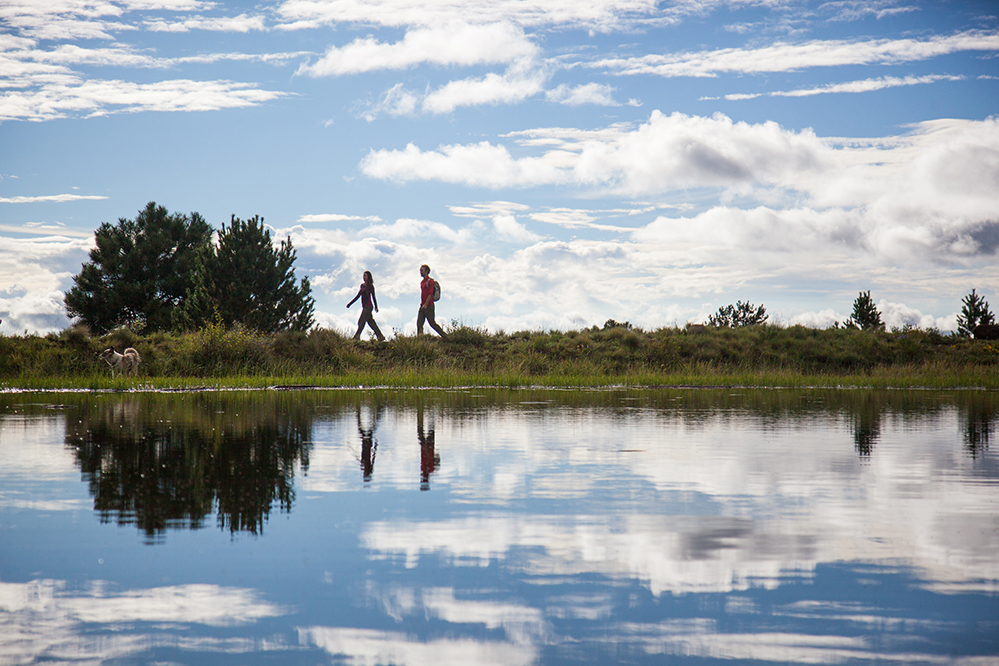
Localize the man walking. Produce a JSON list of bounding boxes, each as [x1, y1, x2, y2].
[[417, 264, 446, 337]]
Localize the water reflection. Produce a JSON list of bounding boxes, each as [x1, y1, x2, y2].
[[63, 393, 313, 541], [0, 387, 996, 664], [851, 391, 881, 457], [417, 402, 440, 490], [357, 403, 382, 482], [961, 392, 994, 458]]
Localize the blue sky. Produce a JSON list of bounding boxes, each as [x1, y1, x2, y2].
[[1, 0, 997, 336]]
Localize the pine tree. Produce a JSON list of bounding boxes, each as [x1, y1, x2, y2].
[[65, 202, 212, 334], [957, 289, 994, 337], [844, 291, 883, 331], [194, 215, 314, 333]]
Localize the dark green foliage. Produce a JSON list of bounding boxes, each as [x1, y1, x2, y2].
[[708, 301, 768, 327], [185, 215, 314, 333], [957, 288, 994, 337], [844, 291, 883, 331], [65, 202, 212, 335]]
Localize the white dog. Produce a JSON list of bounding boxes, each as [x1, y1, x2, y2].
[[100, 347, 141, 377]]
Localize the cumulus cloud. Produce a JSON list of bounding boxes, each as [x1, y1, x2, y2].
[[361, 110, 830, 193], [297, 22, 537, 77], [492, 214, 543, 243], [592, 30, 999, 77], [360, 140, 564, 187], [361, 112, 999, 265], [268, 215, 991, 337], [878, 300, 957, 331], [0, 233, 93, 334]]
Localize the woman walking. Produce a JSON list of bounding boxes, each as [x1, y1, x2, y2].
[[347, 271, 386, 341]]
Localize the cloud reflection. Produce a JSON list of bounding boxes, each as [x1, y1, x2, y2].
[[0, 579, 290, 663], [299, 626, 537, 666]]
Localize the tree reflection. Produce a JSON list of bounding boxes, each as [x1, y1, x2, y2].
[[851, 393, 883, 458], [960, 393, 997, 458], [65, 393, 313, 542]]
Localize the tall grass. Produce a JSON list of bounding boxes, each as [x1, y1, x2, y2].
[[1, 322, 997, 389]]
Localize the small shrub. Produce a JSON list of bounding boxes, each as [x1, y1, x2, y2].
[[446, 325, 489, 347], [708, 301, 768, 327], [187, 321, 269, 374], [61, 324, 91, 344], [105, 327, 138, 350]]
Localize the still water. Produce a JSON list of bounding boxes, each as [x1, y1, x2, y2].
[[1, 387, 997, 664]]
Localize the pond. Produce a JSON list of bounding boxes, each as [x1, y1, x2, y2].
[[1, 387, 997, 664]]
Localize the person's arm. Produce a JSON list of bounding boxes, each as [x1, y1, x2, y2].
[[372, 286, 379, 312], [347, 289, 360, 308]]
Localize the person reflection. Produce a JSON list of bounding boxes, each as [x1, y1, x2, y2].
[[417, 404, 440, 491], [357, 404, 383, 482]]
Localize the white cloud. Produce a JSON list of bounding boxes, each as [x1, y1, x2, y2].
[[360, 140, 565, 187], [878, 299, 956, 331], [0, 0, 212, 41], [0, 194, 107, 203], [297, 213, 383, 223], [448, 201, 531, 218], [364, 83, 422, 119], [421, 62, 548, 114], [788, 308, 845, 329], [545, 82, 619, 106], [360, 112, 999, 266], [709, 74, 965, 101], [493, 214, 542, 243], [0, 233, 92, 334], [362, 59, 549, 118], [297, 22, 537, 77], [144, 13, 267, 32], [274, 0, 665, 32], [0, 77, 292, 121], [593, 30, 999, 77], [361, 110, 830, 193]]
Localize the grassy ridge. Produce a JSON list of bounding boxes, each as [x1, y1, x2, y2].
[[1, 321, 997, 389]]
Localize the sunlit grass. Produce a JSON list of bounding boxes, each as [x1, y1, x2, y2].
[[2, 323, 997, 390]]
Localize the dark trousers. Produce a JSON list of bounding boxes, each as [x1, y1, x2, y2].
[[417, 304, 446, 337], [354, 307, 385, 341]]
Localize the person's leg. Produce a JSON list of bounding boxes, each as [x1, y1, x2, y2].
[[417, 308, 427, 336], [425, 305, 447, 337], [353, 309, 367, 339], [369, 315, 385, 341]]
